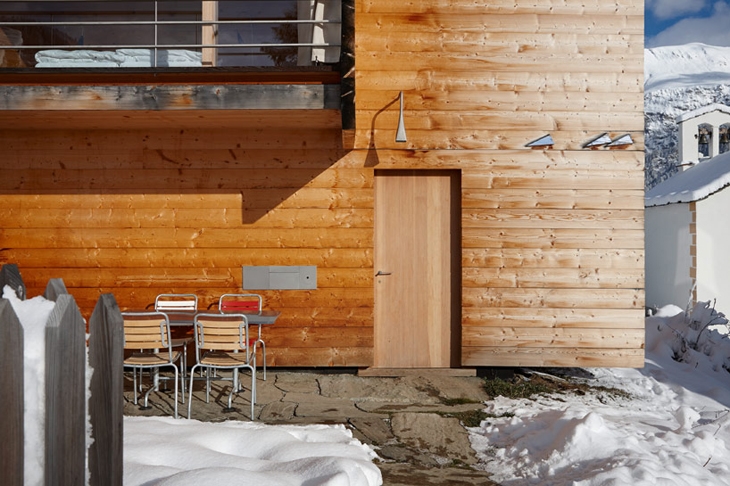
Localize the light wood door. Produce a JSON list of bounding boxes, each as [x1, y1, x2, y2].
[[373, 170, 460, 368]]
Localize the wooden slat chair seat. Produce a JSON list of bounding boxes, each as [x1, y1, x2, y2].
[[122, 311, 182, 419], [218, 293, 268, 380], [187, 313, 256, 420], [154, 300, 197, 311], [154, 293, 198, 401]]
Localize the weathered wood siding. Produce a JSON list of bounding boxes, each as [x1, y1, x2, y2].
[[0, 111, 375, 367], [354, 0, 645, 367], [0, 0, 645, 368]]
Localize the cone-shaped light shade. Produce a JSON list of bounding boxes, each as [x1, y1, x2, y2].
[[395, 91, 407, 142]]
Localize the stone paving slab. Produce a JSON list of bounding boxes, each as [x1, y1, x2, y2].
[[123, 368, 499, 485]]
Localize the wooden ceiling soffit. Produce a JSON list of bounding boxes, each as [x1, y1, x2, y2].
[[0, 84, 341, 111]]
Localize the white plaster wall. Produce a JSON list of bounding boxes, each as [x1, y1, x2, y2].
[[696, 187, 730, 312], [679, 110, 730, 162], [645, 203, 693, 308]]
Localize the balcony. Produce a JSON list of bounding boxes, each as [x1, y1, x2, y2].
[[0, 1, 342, 70], [0, 1, 354, 127]]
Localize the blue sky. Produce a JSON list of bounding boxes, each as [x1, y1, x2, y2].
[[646, 0, 730, 47], [3, 2, 725, 51]]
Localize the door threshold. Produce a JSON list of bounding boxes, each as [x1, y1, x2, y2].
[[358, 367, 477, 377]]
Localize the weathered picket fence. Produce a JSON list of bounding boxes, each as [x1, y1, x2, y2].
[[0, 263, 124, 486]]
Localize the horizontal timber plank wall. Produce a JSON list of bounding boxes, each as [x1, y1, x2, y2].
[[355, 0, 645, 368], [0, 118, 375, 367], [0, 0, 645, 368]]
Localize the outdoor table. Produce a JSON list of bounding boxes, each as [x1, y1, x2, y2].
[[157, 309, 281, 327]]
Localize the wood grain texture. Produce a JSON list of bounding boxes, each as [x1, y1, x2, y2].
[[462, 347, 644, 367], [359, 0, 644, 16], [462, 307, 645, 329], [0, 300, 24, 486], [462, 248, 644, 268], [88, 294, 125, 486], [463, 287, 644, 309], [462, 228, 645, 249], [45, 295, 87, 486], [462, 267, 644, 289], [355, 70, 643, 93], [462, 327, 645, 348], [462, 189, 645, 210], [374, 171, 457, 368], [357, 13, 644, 36], [0, 0, 645, 368]]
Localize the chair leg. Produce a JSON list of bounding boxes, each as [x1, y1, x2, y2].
[[173, 366, 179, 419], [259, 339, 267, 381], [205, 367, 212, 404], [132, 368, 139, 405], [142, 372, 156, 409], [180, 346, 187, 404], [187, 364, 200, 420], [250, 365, 256, 420], [225, 369, 238, 411], [254, 324, 267, 381]]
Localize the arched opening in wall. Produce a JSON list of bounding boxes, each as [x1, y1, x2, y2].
[[697, 124, 712, 158], [720, 124, 730, 154]]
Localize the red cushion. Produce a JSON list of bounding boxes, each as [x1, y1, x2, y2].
[[221, 301, 260, 311]]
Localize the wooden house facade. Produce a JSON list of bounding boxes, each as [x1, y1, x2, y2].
[[0, 0, 645, 370]]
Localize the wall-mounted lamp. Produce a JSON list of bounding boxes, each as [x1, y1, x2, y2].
[[606, 134, 634, 150], [582, 132, 611, 150], [395, 91, 407, 143], [525, 134, 554, 150]]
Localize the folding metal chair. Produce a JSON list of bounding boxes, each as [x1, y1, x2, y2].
[[122, 311, 182, 418], [218, 293, 268, 379], [154, 293, 197, 401], [187, 312, 256, 420]]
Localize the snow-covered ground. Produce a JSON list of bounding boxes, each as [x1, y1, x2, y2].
[[3, 286, 381, 486], [469, 301, 730, 485], [10, 280, 730, 485], [124, 417, 381, 486]]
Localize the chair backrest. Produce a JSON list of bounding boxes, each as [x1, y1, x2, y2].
[[155, 293, 198, 312], [121, 311, 172, 352], [218, 293, 262, 314], [193, 313, 251, 360]]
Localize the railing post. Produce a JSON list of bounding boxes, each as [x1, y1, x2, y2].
[[0, 299, 24, 486], [88, 293, 125, 486], [44, 294, 86, 486]]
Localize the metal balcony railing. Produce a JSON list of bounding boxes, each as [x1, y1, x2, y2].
[[0, 0, 342, 69]]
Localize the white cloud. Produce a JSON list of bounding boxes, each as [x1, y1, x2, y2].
[[648, 2, 730, 48], [646, 0, 708, 20]]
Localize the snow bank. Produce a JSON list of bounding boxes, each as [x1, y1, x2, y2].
[[470, 302, 730, 485], [3, 285, 56, 486], [124, 417, 381, 486], [2, 284, 381, 486]]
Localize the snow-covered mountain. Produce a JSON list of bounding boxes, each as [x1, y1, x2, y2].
[[645, 43, 730, 189]]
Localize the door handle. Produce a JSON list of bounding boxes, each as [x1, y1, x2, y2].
[[375, 271, 392, 276]]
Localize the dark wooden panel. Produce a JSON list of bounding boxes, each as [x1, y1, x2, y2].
[[0, 85, 341, 111]]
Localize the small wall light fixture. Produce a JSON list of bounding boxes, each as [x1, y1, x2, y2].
[[607, 134, 634, 150], [395, 91, 407, 143], [583, 132, 611, 150], [526, 134, 554, 150]]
